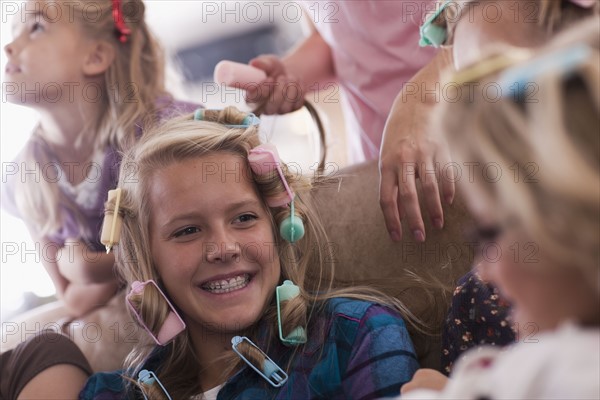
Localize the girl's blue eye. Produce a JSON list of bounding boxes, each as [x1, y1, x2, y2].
[[173, 227, 200, 238]]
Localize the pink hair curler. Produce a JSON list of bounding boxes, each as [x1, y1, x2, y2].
[[214, 61, 267, 87], [126, 280, 186, 346], [248, 144, 294, 207]]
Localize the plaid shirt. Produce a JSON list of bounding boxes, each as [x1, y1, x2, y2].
[[80, 298, 419, 400]]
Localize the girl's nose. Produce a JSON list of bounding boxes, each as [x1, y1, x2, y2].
[[4, 41, 14, 56], [205, 241, 241, 264]]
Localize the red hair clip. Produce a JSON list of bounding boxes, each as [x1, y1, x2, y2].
[[112, 0, 131, 43]]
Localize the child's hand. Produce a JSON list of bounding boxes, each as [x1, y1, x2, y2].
[[57, 238, 91, 282], [400, 368, 448, 394], [245, 55, 305, 115], [62, 280, 119, 317], [57, 238, 115, 284]]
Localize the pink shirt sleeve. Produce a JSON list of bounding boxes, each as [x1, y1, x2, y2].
[[301, 0, 437, 161]]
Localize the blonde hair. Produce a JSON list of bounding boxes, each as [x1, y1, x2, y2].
[[107, 106, 422, 399], [430, 0, 599, 47], [435, 17, 600, 294], [16, 0, 167, 238]]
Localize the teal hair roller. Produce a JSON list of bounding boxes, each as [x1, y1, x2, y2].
[[279, 199, 305, 243], [419, 0, 453, 48], [276, 280, 307, 346]]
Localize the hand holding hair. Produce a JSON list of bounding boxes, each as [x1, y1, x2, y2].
[[214, 58, 305, 116], [214, 61, 267, 88]]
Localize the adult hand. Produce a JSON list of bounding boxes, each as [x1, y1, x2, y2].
[[379, 50, 455, 243], [244, 55, 306, 115], [379, 118, 455, 242]]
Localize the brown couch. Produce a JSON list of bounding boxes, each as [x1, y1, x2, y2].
[[313, 160, 474, 369], [1, 160, 473, 372]]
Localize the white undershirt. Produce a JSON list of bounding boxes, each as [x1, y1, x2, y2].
[[190, 384, 223, 400]]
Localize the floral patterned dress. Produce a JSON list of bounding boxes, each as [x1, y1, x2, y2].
[[441, 270, 516, 375]]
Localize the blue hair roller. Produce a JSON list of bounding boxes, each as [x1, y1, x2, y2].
[[498, 44, 592, 97], [137, 369, 172, 400], [194, 108, 260, 128]]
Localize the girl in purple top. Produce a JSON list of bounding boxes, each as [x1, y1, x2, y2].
[[1, 0, 196, 320]]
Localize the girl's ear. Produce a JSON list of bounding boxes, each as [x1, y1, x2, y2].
[[82, 40, 115, 76]]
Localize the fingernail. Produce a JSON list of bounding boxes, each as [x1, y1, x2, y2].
[[413, 230, 425, 242], [390, 231, 401, 242], [433, 218, 444, 229], [446, 195, 454, 205]]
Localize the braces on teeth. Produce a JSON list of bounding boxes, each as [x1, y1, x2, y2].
[[203, 274, 250, 292]]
